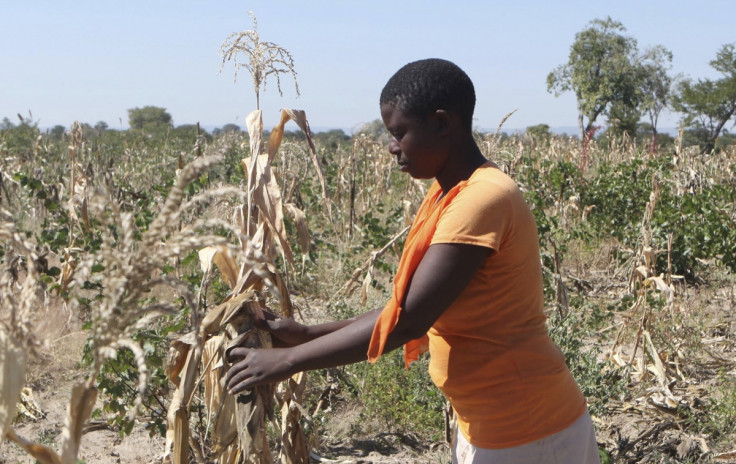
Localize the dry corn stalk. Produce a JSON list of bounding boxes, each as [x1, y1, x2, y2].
[[0, 329, 27, 446], [165, 108, 320, 463], [0, 209, 60, 463], [218, 11, 300, 111], [0, 124, 99, 463], [63, 151, 251, 464]]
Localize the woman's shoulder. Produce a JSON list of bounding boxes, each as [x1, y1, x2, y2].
[[457, 163, 521, 206], [468, 162, 516, 188]]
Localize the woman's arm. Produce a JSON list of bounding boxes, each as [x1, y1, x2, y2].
[[225, 242, 491, 394], [257, 307, 381, 347]]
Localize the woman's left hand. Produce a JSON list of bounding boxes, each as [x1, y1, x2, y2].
[[225, 347, 295, 394]]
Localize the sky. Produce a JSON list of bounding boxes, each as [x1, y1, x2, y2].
[[2, 1, 734, 134]]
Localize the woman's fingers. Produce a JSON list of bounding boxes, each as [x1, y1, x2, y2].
[[226, 346, 249, 362], [253, 308, 279, 329], [226, 364, 254, 394], [224, 347, 251, 393], [224, 347, 294, 394]]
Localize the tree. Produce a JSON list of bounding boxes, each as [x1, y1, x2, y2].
[[547, 17, 644, 141], [127, 106, 173, 132], [313, 129, 350, 151], [218, 11, 300, 110], [49, 125, 66, 140], [356, 119, 389, 143], [221, 123, 242, 133], [672, 43, 736, 153], [526, 123, 551, 140], [639, 46, 674, 145], [174, 124, 211, 143], [1, 117, 40, 160], [605, 100, 641, 139]]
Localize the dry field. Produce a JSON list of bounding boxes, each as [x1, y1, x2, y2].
[[1, 122, 735, 463]]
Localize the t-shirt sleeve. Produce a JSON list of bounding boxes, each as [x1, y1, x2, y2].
[[430, 180, 513, 251]]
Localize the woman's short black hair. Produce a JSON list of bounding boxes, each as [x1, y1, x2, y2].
[[380, 58, 476, 130]]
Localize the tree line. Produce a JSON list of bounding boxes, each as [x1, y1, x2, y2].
[[547, 17, 736, 153]]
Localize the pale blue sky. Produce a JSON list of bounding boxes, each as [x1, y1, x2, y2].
[[2, 1, 733, 133]]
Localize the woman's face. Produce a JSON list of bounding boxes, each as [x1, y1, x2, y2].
[[380, 103, 448, 180]]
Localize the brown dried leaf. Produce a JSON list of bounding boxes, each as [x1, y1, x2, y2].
[[644, 276, 674, 302], [284, 203, 310, 256], [240, 153, 295, 268], [80, 195, 90, 234], [0, 329, 27, 440], [199, 245, 240, 290], [201, 291, 258, 336], [267, 109, 291, 162], [60, 381, 98, 464], [199, 246, 218, 275], [643, 330, 668, 387], [278, 371, 310, 464], [269, 270, 293, 319], [17, 387, 44, 421], [360, 267, 373, 307], [165, 332, 197, 383], [282, 109, 330, 211], [58, 250, 77, 293], [245, 110, 263, 172], [213, 248, 240, 290], [164, 341, 202, 464], [202, 335, 239, 457], [714, 449, 736, 461]]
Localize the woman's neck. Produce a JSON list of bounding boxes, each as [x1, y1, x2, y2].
[[435, 140, 487, 193]]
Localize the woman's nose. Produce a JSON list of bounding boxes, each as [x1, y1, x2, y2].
[[388, 138, 401, 155]]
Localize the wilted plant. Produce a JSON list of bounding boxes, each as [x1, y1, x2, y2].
[[2, 119, 273, 463], [219, 11, 300, 110], [0, 209, 45, 455]]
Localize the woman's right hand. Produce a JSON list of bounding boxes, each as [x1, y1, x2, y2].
[[254, 309, 309, 348]]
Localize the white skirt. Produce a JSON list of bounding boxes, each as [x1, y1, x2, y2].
[[452, 410, 601, 464]]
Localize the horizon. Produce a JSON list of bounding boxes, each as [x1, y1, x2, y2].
[[21, 120, 685, 139]]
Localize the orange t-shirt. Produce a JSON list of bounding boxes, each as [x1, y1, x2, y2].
[[427, 162, 586, 448]]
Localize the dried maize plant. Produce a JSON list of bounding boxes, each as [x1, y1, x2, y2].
[[0, 134, 17, 208], [0, 209, 62, 463], [355, 135, 395, 209], [218, 11, 300, 111], [275, 138, 332, 261], [55, 122, 90, 295], [608, 173, 681, 389], [164, 108, 325, 464], [43, 150, 249, 464], [209, 14, 326, 462], [0, 121, 128, 464], [266, 128, 332, 275]]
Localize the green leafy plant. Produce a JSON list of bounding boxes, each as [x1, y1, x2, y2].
[[350, 351, 445, 440]]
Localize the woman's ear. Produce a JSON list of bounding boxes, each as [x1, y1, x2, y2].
[[434, 109, 452, 136]]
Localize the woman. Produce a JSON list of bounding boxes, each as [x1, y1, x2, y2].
[[226, 58, 600, 464]]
